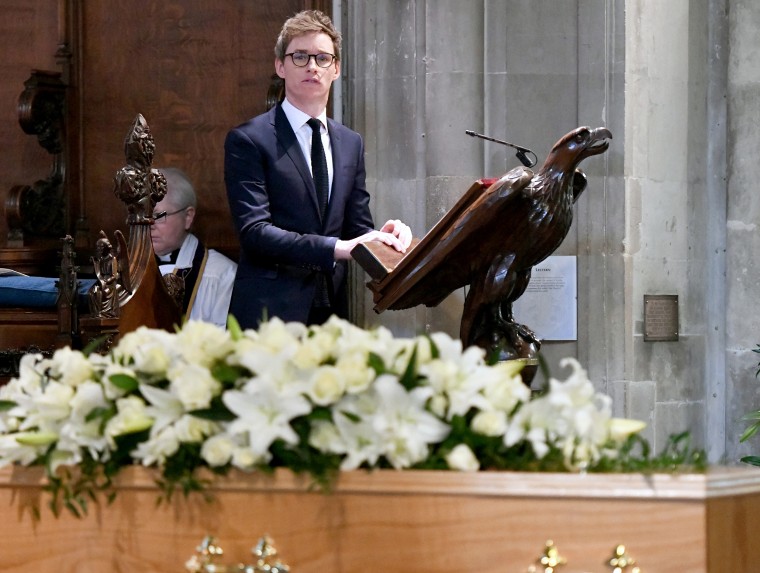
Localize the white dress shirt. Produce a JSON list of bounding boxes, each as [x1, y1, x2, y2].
[[281, 97, 334, 198]]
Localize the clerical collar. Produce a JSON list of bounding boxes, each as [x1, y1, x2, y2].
[[158, 249, 181, 265]]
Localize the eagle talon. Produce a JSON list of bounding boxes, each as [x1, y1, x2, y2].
[[515, 323, 540, 347], [470, 302, 541, 372]]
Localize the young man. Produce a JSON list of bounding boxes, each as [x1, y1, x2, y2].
[[224, 9, 412, 329], [151, 167, 237, 328]]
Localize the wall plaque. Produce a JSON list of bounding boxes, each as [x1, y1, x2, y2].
[[643, 294, 679, 342]]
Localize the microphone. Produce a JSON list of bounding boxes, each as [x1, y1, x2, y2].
[[465, 130, 538, 168]]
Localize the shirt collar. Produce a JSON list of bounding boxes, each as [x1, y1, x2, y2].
[[282, 98, 327, 133]]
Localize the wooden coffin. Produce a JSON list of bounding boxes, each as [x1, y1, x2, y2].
[[0, 465, 759, 572]]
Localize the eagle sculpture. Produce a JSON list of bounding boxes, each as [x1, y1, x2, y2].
[[360, 126, 612, 362]]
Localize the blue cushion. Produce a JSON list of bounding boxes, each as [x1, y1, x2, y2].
[[0, 276, 96, 308]]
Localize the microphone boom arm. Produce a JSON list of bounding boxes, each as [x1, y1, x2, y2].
[[465, 130, 538, 168]]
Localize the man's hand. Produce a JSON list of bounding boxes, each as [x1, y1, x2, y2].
[[379, 219, 413, 249], [334, 219, 413, 261]]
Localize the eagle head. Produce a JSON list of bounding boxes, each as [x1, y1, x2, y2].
[[542, 126, 612, 174]]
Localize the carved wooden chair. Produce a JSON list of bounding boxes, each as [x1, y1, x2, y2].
[[0, 114, 181, 383]]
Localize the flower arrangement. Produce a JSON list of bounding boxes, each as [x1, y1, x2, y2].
[[1, 316, 696, 517]]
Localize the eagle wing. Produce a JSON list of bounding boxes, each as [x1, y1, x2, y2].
[[371, 166, 534, 311]]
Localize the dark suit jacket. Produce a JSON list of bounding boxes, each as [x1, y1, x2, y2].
[[224, 104, 375, 328]]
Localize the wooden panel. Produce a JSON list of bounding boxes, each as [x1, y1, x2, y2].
[[0, 0, 59, 245], [0, 310, 59, 384], [707, 493, 760, 571], [2, 467, 759, 572], [78, 1, 303, 256], [0, 246, 59, 276], [1, 0, 317, 259]]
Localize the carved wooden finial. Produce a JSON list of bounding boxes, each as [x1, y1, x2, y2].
[[123, 113, 155, 169], [113, 114, 167, 225]]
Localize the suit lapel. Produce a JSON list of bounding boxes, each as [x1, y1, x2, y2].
[[273, 105, 321, 216], [325, 118, 344, 229]]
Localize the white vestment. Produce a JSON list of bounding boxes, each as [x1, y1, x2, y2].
[[158, 233, 237, 328]]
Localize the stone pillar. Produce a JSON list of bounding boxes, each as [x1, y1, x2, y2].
[[726, 0, 760, 463]]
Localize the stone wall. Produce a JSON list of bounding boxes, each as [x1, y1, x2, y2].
[[341, 1, 624, 420], [341, 0, 760, 463], [343, 0, 622, 367]]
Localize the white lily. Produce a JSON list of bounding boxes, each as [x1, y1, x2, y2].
[[57, 381, 110, 458], [222, 379, 311, 457], [0, 433, 50, 467], [104, 395, 154, 447], [18, 381, 74, 432], [609, 418, 647, 443], [370, 375, 450, 469], [332, 393, 386, 470], [139, 383, 184, 435], [132, 426, 180, 466]]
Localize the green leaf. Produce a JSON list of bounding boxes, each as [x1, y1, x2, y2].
[[485, 347, 501, 366], [339, 410, 361, 423], [211, 362, 245, 384], [109, 373, 139, 392], [189, 397, 236, 422], [741, 455, 760, 467], [307, 406, 333, 422], [82, 334, 112, 357], [399, 345, 418, 391], [0, 400, 17, 412], [740, 423, 760, 443], [741, 410, 760, 421], [85, 406, 113, 424], [64, 499, 81, 519], [537, 352, 551, 380], [15, 431, 58, 446], [110, 429, 151, 466], [227, 314, 243, 341], [367, 352, 386, 375], [423, 334, 440, 360]]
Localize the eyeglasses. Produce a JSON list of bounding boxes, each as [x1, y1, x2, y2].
[[152, 207, 187, 223], [285, 52, 336, 68]]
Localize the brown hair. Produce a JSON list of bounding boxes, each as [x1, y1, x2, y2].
[[274, 10, 342, 62]]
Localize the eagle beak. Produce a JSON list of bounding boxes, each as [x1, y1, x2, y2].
[[586, 127, 612, 154], [594, 127, 613, 140]]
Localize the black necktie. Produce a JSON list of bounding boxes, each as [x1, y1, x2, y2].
[[306, 118, 331, 312], [307, 117, 329, 220]]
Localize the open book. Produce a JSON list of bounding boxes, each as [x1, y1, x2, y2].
[[351, 178, 499, 312]]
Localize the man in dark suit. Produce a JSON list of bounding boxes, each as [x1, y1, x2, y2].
[[225, 9, 411, 329]]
